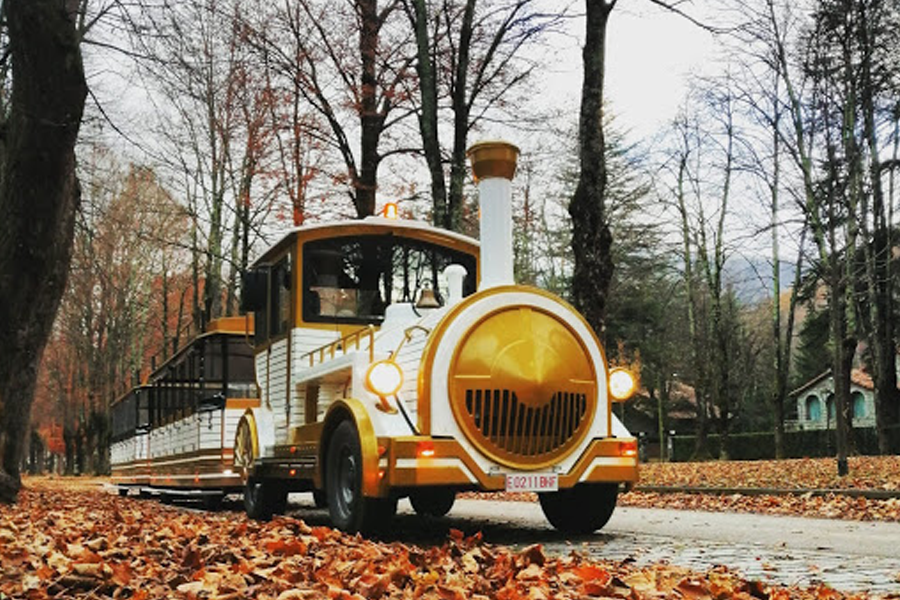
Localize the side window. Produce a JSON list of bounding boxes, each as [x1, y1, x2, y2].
[[304, 241, 381, 322], [269, 255, 292, 338]]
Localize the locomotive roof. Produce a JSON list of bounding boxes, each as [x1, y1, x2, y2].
[[251, 216, 480, 267]]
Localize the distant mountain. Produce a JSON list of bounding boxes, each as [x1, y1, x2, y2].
[[724, 255, 799, 304]]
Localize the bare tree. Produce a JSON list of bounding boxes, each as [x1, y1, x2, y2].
[[570, 0, 720, 337], [855, 0, 900, 454], [247, 0, 414, 219], [568, 0, 616, 336], [405, 0, 558, 231], [726, 0, 808, 457], [0, 0, 87, 502], [132, 0, 281, 324]]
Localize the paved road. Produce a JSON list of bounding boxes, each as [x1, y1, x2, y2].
[[443, 499, 900, 595], [281, 495, 900, 595]]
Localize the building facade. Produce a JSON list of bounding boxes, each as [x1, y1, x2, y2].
[[788, 369, 877, 431]]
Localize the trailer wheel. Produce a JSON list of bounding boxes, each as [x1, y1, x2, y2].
[[538, 483, 618, 534], [244, 479, 287, 521], [234, 418, 256, 481], [410, 488, 455, 517], [326, 420, 396, 533], [202, 493, 225, 511]]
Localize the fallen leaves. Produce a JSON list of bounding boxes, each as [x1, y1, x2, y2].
[[637, 456, 900, 492], [0, 480, 881, 600]]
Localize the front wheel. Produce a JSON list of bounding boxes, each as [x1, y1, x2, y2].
[[326, 420, 396, 534], [538, 483, 618, 534], [410, 488, 455, 518]]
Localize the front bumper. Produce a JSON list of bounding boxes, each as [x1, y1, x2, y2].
[[376, 436, 639, 496]]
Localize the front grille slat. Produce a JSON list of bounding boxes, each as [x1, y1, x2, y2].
[[501, 390, 512, 449], [553, 394, 564, 448]]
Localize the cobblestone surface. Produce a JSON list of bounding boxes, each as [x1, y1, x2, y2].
[[583, 529, 900, 594], [283, 495, 900, 594]]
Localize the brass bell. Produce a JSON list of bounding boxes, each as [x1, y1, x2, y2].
[[416, 286, 441, 309]]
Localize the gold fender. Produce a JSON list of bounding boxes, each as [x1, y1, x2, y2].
[[321, 399, 382, 498]]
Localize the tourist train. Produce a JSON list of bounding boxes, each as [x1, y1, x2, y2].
[[110, 141, 639, 533]]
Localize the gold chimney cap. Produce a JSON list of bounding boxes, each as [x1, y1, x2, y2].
[[467, 140, 520, 182]]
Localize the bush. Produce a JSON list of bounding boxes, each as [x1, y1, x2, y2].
[[670, 424, 900, 461]]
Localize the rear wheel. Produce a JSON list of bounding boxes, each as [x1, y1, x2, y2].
[[538, 483, 618, 534], [202, 493, 225, 511], [234, 418, 255, 480], [244, 479, 288, 521], [326, 420, 396, 534], [236, 416, 287, 520], [410, 488, 455, 518]]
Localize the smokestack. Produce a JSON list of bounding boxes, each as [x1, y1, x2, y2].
[[466, 140, 519, 290]]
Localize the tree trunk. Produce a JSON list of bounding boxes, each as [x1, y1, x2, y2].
[[356, 0, 383, 219], [447, 0, 476, 233], [0, 0, 87, 502], [829, 267, 852, 476], [569, 0, 615, 336], [408, 0, 448, 227], [858, 0, 899, 454]]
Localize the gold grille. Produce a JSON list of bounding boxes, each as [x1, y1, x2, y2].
[[444, 302, 598, 469], [463, 389, 588, 458]]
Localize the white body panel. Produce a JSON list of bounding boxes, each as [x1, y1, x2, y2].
[[110, 407, 246, 481], [254, 287, 631, 480]]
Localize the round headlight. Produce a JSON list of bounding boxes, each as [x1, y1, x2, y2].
[[365, 360, 404, 397], [609, 368, 636, 401]]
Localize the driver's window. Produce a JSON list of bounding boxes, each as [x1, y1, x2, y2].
[[302, 235, 476, 324]]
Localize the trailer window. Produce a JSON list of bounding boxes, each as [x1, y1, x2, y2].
[[303, 235, 476, 325]]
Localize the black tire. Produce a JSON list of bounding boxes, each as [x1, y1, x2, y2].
[[244, 479, 288, 521], [326, 420, 397, 534], [202, 493, 225, 511], [410, 488, 456, 518], [117, 487, 129, 498], [538, 483, 618, 534], [312, 489, 328, 508]]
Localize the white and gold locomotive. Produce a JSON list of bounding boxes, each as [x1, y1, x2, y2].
[[236, 141, 639, 533]]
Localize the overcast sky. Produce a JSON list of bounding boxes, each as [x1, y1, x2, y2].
[[532, 2, 719, 143]]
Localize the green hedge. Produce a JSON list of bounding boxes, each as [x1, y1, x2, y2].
[[671, 424, 900, 461]]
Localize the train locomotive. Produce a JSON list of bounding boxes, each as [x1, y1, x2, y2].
[[234, 141, 639, 533]]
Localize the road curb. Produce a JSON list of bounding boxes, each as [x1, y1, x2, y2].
[[633, 485, 900, 500]]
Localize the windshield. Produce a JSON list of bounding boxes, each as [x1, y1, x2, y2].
[[302, 235, 477, 324]]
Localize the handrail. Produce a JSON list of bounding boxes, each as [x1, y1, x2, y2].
[[302, 325, 376, 368], [390, 324, 432, 359]]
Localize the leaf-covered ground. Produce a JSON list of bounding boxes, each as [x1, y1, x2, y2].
[[636, 456, 900, 491], [0, 477, 881, 600]]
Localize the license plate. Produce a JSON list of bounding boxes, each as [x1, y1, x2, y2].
[[505, 473, 558, 492]]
